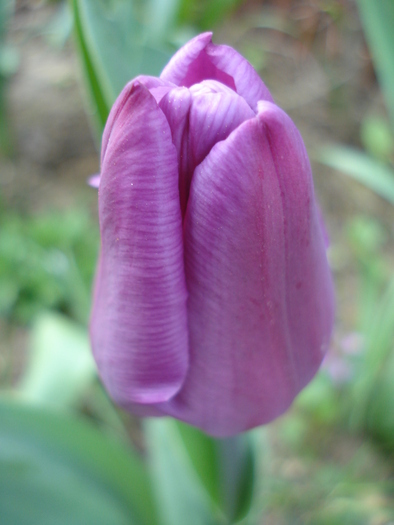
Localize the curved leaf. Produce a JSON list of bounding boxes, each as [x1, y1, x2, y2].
[[319, 146, 394, 205], [0, 400, 158, 525]]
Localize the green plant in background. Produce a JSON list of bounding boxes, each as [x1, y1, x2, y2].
[[357, 0, 394, 131], [0, 204, 99, 324], [320, 0, 394, 201], [176, 0, 244, 31], [0, 0, 18, 156], [319, 0, 394, 453], [340, 217, 394, 447]]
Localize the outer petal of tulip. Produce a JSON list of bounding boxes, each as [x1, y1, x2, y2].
[[160, 32, 273, 110], [101, 76, 175, 164], [161, 101, 334, 437], [90, 81, 189, 409]]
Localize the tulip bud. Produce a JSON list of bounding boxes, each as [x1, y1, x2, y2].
[[90, 32, 335, 437]]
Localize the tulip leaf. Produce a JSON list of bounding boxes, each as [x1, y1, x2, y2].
[[0, 0, 16, 156], [351, 276, 394, 434], [176, 421, 256, 522], [365, 347, 394, 452], [0, 400, 158, 525], [319, 146, 394, 205], [18, 312, 96, 409], [146, 419, 256, 524], [72, 0, 109, 132], [145, 419, 216, 525], [356, 0, 394, 130], [145, 0, 180, 42], [71, 0, 172, 132]]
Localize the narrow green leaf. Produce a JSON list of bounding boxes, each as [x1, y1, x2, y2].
[[351, 276, 394, 430], [0, 0, 16, 156], [176, 422, 221, 507], [366, 347, 394, 451], [71, 0, 110, 132], [356, 0, 394, 130], [145, 419, 216, 525], [70, 0, 173, 134], [319, 146, 394, 205], [74, 0, 171, 102], [75, 0, 139, 104], [176, 421, 256, 523], [0, 400, 158, 525]]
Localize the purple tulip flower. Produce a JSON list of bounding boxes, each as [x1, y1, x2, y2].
[[90, 32, 335, 437]]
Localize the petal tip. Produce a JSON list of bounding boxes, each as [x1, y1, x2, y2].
[[88, 174, 101, 188], [127, 383, 184, 405]]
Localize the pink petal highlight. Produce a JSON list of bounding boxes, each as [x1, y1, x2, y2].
[[88, 174, 101, 188]]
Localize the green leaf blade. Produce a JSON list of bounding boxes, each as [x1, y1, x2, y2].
[[0, 401, 158, 525], [356, 0, 394, 130], [319, 146, 394, 205]]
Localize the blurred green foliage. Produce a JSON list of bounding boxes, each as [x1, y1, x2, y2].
[[0, 203, 99, 324], [319, 146, 394, 205], [1, 1, 394, 524], [176, 0, 244, 31], [0, 0, 18, 156], [360, 115, 393, 162], [321, 1, 394, 211], [356, 0, 394, 132], [318, 0, 394, 458]]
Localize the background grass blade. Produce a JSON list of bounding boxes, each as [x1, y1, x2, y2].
[[319, 145, 394, 205], [356, 0, 394, 130]]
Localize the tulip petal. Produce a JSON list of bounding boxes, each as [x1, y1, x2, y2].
[[159, 84, 254, 216], [101, 76, 174, 164], [160, 32, 273, 110], [88, 174, 101, 188], [136, 75, 176, 104], [162, 102, 334, 436], [188, 90, 255, 168], [204, 41, 274, 110], [158, 87, 192, 216], [161, 33, 236, 91], [91, 81, 189, 408]]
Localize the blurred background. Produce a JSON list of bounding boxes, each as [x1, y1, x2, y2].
[[0, 0, 393, 523]]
